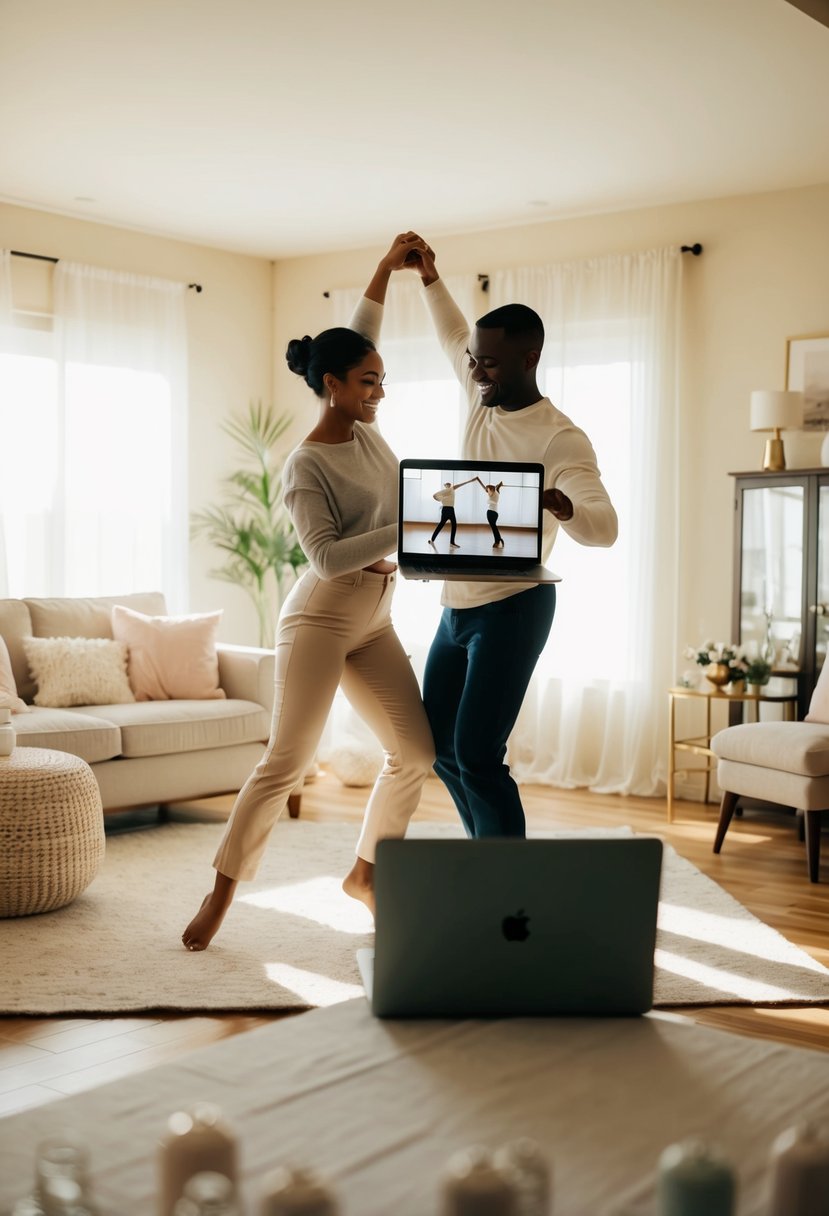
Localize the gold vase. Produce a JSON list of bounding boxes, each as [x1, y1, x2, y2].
[[705, 662, 730, 688]]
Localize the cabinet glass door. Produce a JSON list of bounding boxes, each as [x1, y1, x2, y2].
[[740, 484, 804, 665], [815, 484, 829, 677]]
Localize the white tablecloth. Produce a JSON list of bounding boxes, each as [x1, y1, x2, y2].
[[1, 1000, 828, 1215]]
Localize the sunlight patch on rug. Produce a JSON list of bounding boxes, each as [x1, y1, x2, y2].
[[657, 901, 829, 972], [240, 877, 374, 935], [262, 961, 364, 1006], [655, 950, 801, 1003]]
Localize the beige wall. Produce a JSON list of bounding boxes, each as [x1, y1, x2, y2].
[[0, 202, 273, 642], [273, 182, 829, 667]]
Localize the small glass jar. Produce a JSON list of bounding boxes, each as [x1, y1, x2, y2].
[[259, 1164, 340, 1215], [173, 1171, 239, 1216], [0, 705, 15, 757]]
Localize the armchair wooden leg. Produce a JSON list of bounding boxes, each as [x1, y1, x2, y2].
[[713, 791, 739, 854], [805, 810, 822, 883], [287, 792, 302, 819]]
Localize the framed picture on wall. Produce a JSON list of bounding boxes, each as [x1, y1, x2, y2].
[[787, 333, 829, 431]]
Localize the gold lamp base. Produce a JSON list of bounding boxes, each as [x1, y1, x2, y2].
[[762, 429, 786, 472]]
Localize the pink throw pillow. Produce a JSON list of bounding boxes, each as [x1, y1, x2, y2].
[[805, 658, 829, 723], [111, 606, 226, 702], [0, 634, 29, 713]]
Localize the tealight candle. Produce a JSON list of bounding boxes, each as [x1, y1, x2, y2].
[[157, 1104, 238, 1216], [656, 1139, 735, 1216], [769, 1123, 829, 1216], [442, 1147, 518, 1216]]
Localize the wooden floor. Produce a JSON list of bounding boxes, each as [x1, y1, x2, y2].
[[1, 776, 828, 1119]]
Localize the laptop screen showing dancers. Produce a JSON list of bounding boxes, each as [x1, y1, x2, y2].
[[397, 458, 561, 583]]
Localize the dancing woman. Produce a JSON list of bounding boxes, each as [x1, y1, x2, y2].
[[476, 476, 505, 547], [182, 234, 435, 951]]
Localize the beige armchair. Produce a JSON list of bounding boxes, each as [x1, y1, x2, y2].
[[710, 667, 829, 883]]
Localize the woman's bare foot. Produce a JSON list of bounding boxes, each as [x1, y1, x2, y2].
[[342, 858, 375, 918], [182, 874, 238, 951]]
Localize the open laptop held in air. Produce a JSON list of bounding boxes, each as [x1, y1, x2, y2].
[[357, 837, 663, 1018], [398, 458, 561, 583]]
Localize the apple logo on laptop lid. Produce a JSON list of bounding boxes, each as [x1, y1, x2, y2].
[[502, 909, 530, 942]]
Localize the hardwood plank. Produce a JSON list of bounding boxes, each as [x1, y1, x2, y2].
[[0, 1084, 63, 1116]]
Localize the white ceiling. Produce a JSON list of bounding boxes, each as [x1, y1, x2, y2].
[[1, 0, 828, 259]]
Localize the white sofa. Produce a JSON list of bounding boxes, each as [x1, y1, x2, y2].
[[0, 592, 275, 814]]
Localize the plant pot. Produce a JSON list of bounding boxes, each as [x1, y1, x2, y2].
[[726, 679, 745, 695], [704, 662, 730, 689], [746, 682, 767, 697]]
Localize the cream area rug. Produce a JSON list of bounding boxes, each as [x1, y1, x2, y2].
[[1, 821, 828, 1014]]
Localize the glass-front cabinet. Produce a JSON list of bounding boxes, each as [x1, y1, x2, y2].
[[732, 469, 829, 720]]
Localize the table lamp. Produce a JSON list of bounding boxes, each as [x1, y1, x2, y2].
[[750, 390, 804, 471]]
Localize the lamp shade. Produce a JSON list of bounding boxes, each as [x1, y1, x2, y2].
[[750, 390, 804, 432]]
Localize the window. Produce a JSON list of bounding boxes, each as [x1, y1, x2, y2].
[[0, 259, 188, 604]]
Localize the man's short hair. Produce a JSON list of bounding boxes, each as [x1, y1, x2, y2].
[[476, 303, 544, 350]]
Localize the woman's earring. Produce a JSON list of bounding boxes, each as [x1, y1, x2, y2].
[[329, 394, 337, 410]]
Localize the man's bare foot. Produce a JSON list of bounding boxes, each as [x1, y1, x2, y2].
[[342, 858, 375, 918], [182, 873, 238, 951]]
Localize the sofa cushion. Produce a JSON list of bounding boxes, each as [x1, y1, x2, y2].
[[65, 699, 270, 758], [12, 706, 122, 764], [111, 605, 225, 701], [711, 721, 829, 777], [0, 599, 34, 702]]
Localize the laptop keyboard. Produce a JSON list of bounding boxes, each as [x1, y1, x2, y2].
[[411, 564, 523, 576]]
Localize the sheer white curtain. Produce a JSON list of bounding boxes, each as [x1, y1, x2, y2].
[[0, 251, 11, 326], [54, 263, 189, 608], [491, 249, 683, 795], [0, 252, 13, 595], [0, 260, 189, 607]]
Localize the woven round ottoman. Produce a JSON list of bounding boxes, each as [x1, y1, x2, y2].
[[0, 747, 105, 917]]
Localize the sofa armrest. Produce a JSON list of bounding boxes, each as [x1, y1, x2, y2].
[[216, 644, 275, 714]]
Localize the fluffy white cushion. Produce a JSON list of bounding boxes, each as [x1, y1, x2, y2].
[[0, 634, 28, 713], [328, 741, 383, 787], [23, 636, 135, 708]]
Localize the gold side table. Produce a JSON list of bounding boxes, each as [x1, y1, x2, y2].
[[667, 685, 797, 822]]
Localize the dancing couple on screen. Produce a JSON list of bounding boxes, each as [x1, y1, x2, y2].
[[182, 231, 617, 953], [429, 476, 506, 549]]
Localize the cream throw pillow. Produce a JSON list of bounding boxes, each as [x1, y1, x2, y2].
[[805, 657, 829, 723], [23, 636, 135, 708], [0, 634, 29, 713], [111, 605, 226, 701]]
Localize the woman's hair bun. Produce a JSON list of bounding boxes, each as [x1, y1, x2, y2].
[[286, 335, 313, 378]]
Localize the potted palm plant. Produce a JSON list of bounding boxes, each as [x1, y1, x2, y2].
[[192, 403, 307, 647]]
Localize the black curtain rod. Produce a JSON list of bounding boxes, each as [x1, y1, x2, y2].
[[323, 242, 703, 297], [9, 249, 203, 291]]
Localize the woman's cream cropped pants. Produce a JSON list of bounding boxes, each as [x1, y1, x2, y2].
[[213, 568, 435, 882]]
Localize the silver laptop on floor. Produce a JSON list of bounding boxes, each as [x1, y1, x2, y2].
[[357, 838, 663, 1018], [398, 458, 561, 582]]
